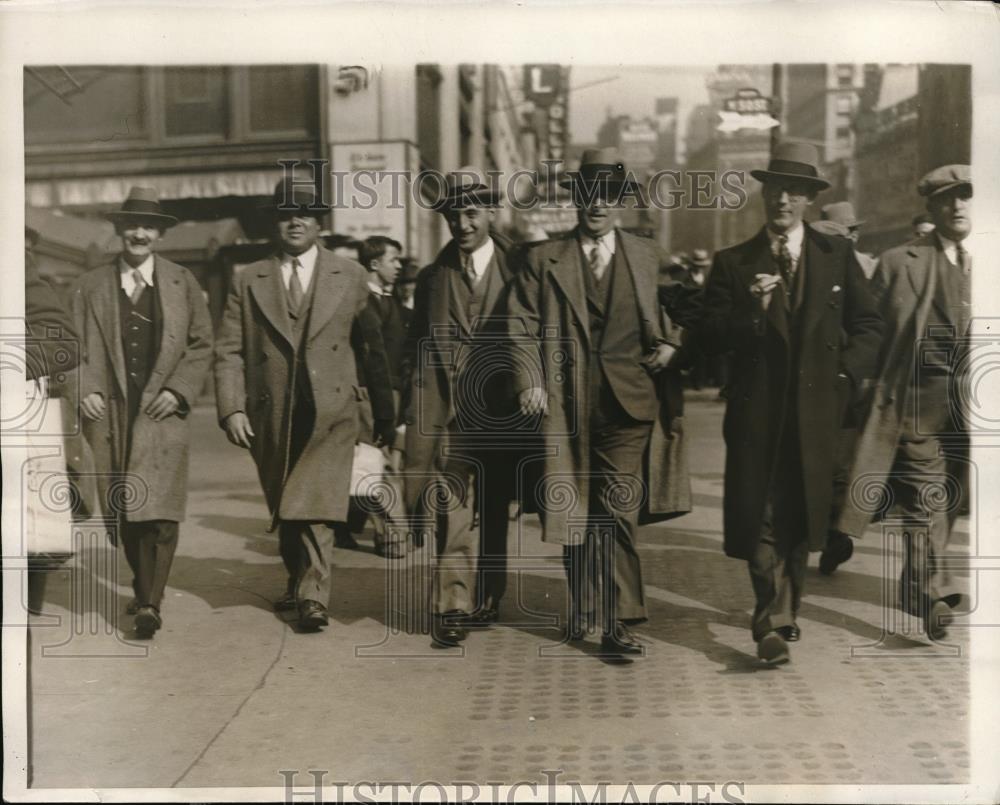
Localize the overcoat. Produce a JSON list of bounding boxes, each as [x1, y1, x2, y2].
[[400, 236, 528, 513], [697, 224, 883, 560], [214, 247, 394, 524], [71, 257, 213, 522], [837, 234, 953, 537], [506, 228, 696, 545]]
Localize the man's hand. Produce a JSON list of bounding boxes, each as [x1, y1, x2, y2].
[[518, 387, 547, 417], [224, 412, 255, 449], [145, 389, 181, 422], [750, 273, 783, 311], [81, 392, 106, 421], [373, 418, 396, 449], [641, 343, 677, 374]]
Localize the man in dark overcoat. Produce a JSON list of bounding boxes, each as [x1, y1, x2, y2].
[[508, 148, 697, 657], [214, 177, 395, 632], [72, 187, 213, 637], [838, 165, 973, 641], [697, 142, 882, 664]]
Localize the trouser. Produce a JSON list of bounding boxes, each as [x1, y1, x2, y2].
[[563, 405, 652, 630], [121, 520, 179, 610], [889, 421, 966, 616], [279, 521, 336, 606], [748, 417, 808, 641]]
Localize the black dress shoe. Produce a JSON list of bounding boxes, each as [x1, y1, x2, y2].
[[819, 531, 854, 575], [334, 530, 361, 550], [926, 599, 952, 642], [298, 600, 329, 631], [134, 606, 162, 636], [274, 593, 298, 613], [125, 597, 139, 616], [451, 607, 499, 628], [432, 612, 467, 647], [757, 631, 790, 665], [776, 623, 801, 642], [599, 622, 644, 656]]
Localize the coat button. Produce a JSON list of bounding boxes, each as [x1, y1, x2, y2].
[[332, 344, 338, 351]]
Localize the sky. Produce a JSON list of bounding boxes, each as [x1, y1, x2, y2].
[[567, 65, 715, 159]]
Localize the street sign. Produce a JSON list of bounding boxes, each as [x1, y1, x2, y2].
[[718, 87, 779, 132], [524, 65, 561, 106]]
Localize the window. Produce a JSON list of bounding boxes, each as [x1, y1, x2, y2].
[[24, 66, 148, 145], [836, 125, 852, 141], [836, 95, 852, 114], [164, 67, 228, 139], [836, 65, 854, 87], [247, 65, 318, 136]]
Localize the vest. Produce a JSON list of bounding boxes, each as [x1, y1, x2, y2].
[[450, 251, 498, 330], [119, 281, 160, 418], [284, 264, 318, 403]]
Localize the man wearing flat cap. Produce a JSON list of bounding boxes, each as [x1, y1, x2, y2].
[[697, 142, 883, 664], [838, 164, 973, 641], [508, 148, 700, 658], [72, 187, 213, 637], [214, 176, 395, 632], [400, 167, 527, 647]]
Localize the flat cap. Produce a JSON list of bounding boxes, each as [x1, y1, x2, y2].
[[918, 164, 971, 197]]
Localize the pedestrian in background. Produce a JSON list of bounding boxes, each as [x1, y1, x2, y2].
[[214, 177, 395, 632], [837, 165, 973, 641], [72, 187, 213, 638], [821, 201, 878, 281], [697, 143, 882, 665]]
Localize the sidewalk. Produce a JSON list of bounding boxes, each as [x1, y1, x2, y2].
[[24, 402, 971, 790]]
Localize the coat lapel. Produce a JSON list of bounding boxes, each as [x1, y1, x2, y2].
[[618, 230, 662, 345], [478, 245, 505, 324], [547, 231, 591, 346], [742, 228, 788, 342], [248, 257, 293, 346], [91, 262, 128, 394], [146, 258, 185, 389], [905, 238, 939, 332], [306, 250, 349, 342], [800, 226, 832, 343], [434, 242, 468, 339]]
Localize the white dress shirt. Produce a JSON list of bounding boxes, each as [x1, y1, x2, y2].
[[119, 254, 155, 296], [936, 232, 971, 268], [279, 244, 319, 292], [766, 223, 804, 263], [461, 237, 496, 283], [579, 229, 617, 276], [367, 278, 393, 297]]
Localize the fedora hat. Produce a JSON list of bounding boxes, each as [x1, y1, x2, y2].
[[560, 147, 643, 195], [436, 166, 502, 211], [105, 186, 178, 229], [750, 142, 830, 191], [689, 248, 712, 269], [261, 175, 330, 215], [821, 201, 864, 228], [811, 219, 852, 239]]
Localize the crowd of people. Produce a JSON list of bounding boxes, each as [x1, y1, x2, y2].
[[23, 142, 973, 664]]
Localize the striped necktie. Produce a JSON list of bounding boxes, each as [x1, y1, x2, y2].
[[130, 268, 147, 305]]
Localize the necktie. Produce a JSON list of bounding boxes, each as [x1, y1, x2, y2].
[[130, 268, 147, 305], [588, 243, 606, 282], [775, 234, 795, 301], [463, 252, 479, 287], [288, 257, 305, 312]]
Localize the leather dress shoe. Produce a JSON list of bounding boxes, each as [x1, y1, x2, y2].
[[452, 607, 499, 628], [274, 593, 298, 613], [776, 623, 801, 642], [333, 527, 360, 550], [432, 611, 467, 647], [926, 599, 952, 642], [298, 600, 329, 631], [374, 542, 407, 559], [819, 531, 854, 575], [134, 606, 162, 636], [757, 631, 790, 665], [599, 622, 644, 656], [125, 597, 139, 616]]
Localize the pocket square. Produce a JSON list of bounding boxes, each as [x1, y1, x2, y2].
[[832, 285, 842, 293]]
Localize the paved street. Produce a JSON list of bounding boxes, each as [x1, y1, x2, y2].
[[24, 396, 972, 790]]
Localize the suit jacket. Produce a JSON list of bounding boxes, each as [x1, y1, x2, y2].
[[507, 227, 694, 544], [71, 256, 213, 522], [698, 224, 883, 559], [214, 246, 394, 523], [838, 233, 959, 537], [400, 235, 527, 512]]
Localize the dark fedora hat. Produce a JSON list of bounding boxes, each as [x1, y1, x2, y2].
[[750, 142, 830, 191], [559, 147, 642, 194], [105, 186, 178, 229], [261, 175, 330, 215], [435, 166, 502, 211]]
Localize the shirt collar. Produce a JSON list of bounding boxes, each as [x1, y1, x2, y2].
[[459, 236, 496, 278], [766, 223, 804, 258], [367, 278, 393, 297], [579, 228, 617, 255], [281, 243, 319, 272], [935, 232, 967, 265], [119, 254, 155, 285]]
